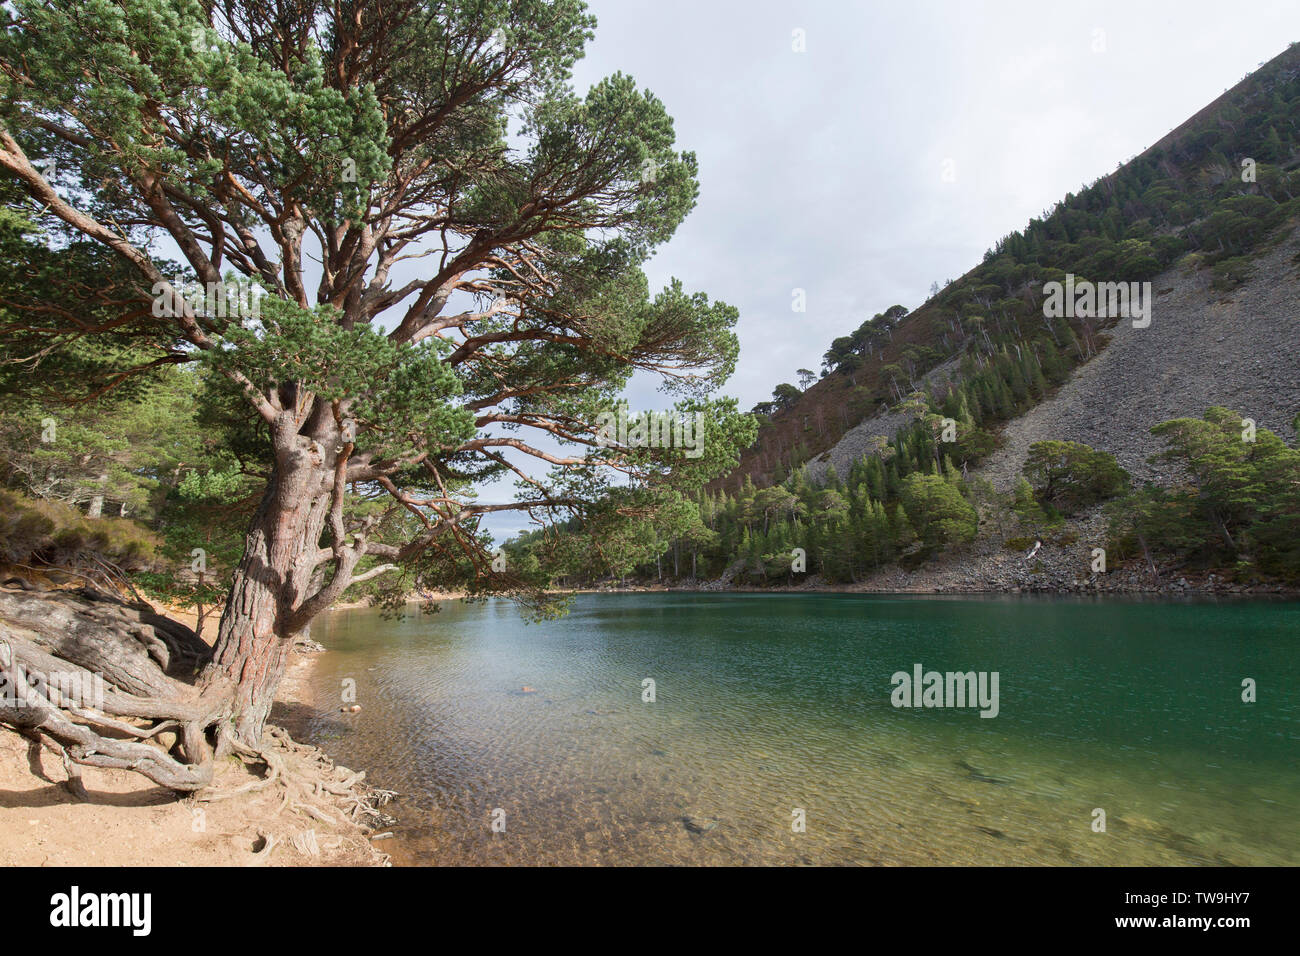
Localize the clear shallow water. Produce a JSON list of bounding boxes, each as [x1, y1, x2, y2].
[[285, 593, 1300, 866]]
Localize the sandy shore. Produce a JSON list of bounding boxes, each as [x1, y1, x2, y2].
[[328, 590, 466, 611], [0, 596, 386, 867]]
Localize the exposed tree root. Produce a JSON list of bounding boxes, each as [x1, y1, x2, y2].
[[19, 727, 90, 800], [0, 633, 220, 791], [214, 725, 396, 830], [0, 584, 229, 789], [1, 584, 394, 860]]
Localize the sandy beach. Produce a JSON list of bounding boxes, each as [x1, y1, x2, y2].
[[0, 596, 384, 867]]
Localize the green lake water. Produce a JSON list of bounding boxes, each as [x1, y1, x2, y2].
[[283, 593, 1300, 865]]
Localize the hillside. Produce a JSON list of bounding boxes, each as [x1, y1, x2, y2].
[[808, 223, 1299, 493], [718, 41, 1300, 496], [849, 222, 1300, 594], [974, 230, 1299, 490]]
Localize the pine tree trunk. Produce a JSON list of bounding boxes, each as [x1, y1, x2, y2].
[[202, 434, 334, 745]]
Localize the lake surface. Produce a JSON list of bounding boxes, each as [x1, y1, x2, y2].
[[285, 593, 1300, 866]]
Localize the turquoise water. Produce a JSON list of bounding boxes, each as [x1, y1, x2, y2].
[[287, 593, 1300, 865]]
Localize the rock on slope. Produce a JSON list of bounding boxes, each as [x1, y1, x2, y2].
[[808, 227, 1300, 492], [977, 229, 1300, 491], [802, 229, 1300, 594], [802, 357, 963, 485]]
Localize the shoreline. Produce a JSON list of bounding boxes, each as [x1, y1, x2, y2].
[[327, 590, 466, 612], [0, 589, 386, 867], [546, 580, 1300, 598]]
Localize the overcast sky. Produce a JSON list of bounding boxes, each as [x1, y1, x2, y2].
[[474, 0, 1298, 541], [573, 0, 1297, 406]]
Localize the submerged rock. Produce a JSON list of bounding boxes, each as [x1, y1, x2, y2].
[[682, 815, 719, 834], [956, 757, 1011, 786]]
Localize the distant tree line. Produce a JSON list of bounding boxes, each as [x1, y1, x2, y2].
[[509, 404, 1298, 588]]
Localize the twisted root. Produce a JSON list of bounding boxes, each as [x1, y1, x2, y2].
[[1, 585, 393, 863]]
